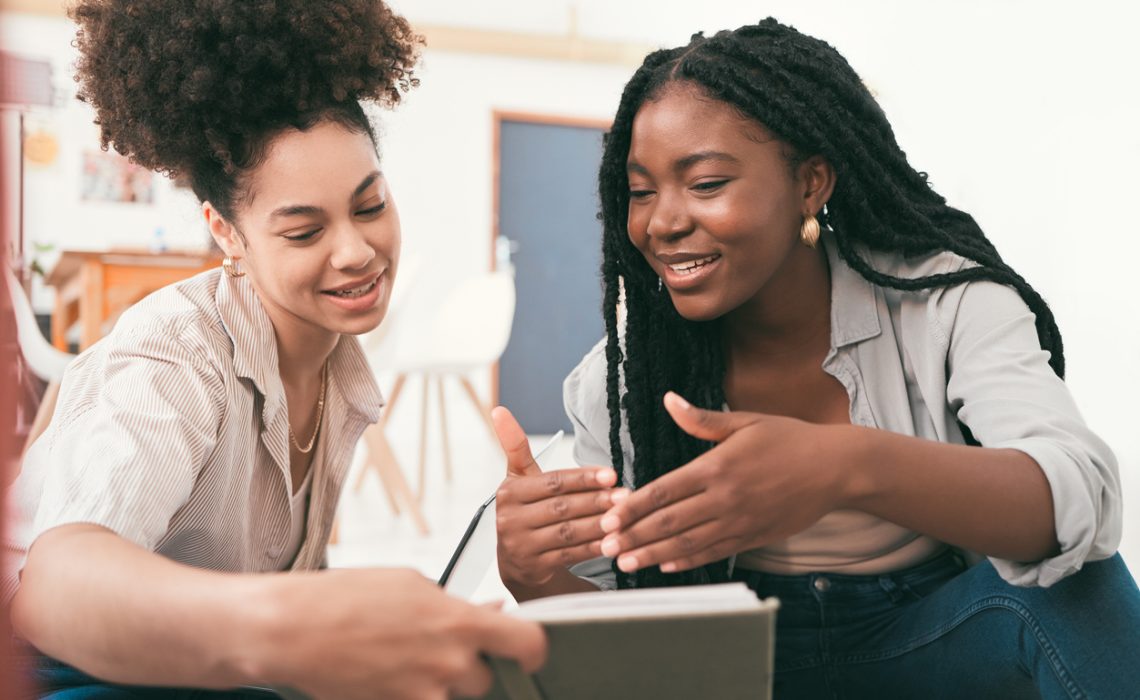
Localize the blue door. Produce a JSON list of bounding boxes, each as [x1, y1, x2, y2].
[[496, 116, 607, 435]]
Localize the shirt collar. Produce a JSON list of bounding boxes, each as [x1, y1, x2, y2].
[[214, 272, 383, 424], [822, 231, 882, 348]]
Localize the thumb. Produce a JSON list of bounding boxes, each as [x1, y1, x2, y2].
[[663, 391, 756, 443], [491, 406, 541, 477]]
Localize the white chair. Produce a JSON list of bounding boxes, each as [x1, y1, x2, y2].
[[5, 266, 74, 461], [341, 254, 430, 537], [383, 270, 516, 500]]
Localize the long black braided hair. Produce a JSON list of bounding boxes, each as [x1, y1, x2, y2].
[[598, 18, 1064, 590]]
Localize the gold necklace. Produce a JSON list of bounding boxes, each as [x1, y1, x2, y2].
[[289, 360, 327, 454]]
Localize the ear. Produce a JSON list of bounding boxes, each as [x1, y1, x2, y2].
[[799, 155, 836, 217], [203, 202, 245, 258]]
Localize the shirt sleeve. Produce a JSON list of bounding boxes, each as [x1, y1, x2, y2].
[[23, 320, 226, 555], [563, 341, 618, 591], [943, 280, 1121, 587]]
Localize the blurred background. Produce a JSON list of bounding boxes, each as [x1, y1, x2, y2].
[[2, 0, 1137, 600]]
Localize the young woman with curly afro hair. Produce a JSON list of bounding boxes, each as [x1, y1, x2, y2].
[[491, 18, 1140, 698], [6, 2, 545, 698]]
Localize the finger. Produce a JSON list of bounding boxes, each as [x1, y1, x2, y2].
[[614, 520, 741, 573], [450, 655, 495, 699], [599, 466, 704, 533], [529, 513, 610, 552], [469, 609, 548, 674], [663, 391, 758, 443], [492, 406, 539, 477], [512, 488, 628, 529], [536, 539, 606, 571], [503, 467, 617, 504], [599, 494, 711, 558]]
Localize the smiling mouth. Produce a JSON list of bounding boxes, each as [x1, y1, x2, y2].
[[667, 254, 721, 275], [323, 277, 379, 298]]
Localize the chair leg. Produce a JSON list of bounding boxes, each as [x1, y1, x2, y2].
[[417, 373, 430, 502], [363, 421, 429, 536], [356, 423, 402, 515], [437, 376, 453, 483], [354, 373, 409, 496], [458, 376, 498, 444], [379, 373, 407, 430]]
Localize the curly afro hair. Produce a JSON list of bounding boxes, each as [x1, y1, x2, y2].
[[70, 0, 422, 218]]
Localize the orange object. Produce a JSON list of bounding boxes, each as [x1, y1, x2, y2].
[[45, 249, 222, 351]]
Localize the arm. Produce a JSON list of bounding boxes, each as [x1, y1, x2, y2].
[[832, 426, 1057, 562], [14, 524, 546, 699], [600, 284, 1117, 584]]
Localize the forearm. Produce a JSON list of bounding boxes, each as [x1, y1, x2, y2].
[[11, 524, 275, 688], [841, 426, 1060, 563], [505, 566, 600, 603]]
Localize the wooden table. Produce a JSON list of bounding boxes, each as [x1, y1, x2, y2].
[[45, 249, 222, 351]]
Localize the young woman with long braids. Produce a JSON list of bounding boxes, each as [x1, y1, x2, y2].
[[493, 17, 1139, 697], [5, 2, 545, 698]]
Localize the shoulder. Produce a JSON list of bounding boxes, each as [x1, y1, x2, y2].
[[563, 338, 611, 429], [864, 247, 1030, 343], [103, 269, 229, 359]]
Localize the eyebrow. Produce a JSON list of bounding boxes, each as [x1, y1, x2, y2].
[[268, 170, 383, 220], [627, 150, 742, 176]]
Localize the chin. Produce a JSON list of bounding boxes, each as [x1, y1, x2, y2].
[[668, 295, 727, 323]]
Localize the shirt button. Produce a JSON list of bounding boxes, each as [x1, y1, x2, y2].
[[813, 576, 831, 593]]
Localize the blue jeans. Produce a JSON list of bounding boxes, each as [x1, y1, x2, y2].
[[732, 549, 1140, 699], [17, 653, 281, 699]]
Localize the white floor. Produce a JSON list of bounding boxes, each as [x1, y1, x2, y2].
[[327, 377, 578, 606]]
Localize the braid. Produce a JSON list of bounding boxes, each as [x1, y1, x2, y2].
[[597, 18, 1064, 590]]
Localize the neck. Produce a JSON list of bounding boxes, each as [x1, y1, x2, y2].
[[723, 243, 832, 362], [274, 323, 339, 385]]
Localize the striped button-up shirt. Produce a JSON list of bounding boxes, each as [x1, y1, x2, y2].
[[4, 269, 382, 601]]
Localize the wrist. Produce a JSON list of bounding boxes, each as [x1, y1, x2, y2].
[[832, 424, 879, 510], [218, 574, 294, 688]]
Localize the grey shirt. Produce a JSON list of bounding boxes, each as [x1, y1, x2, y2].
[[565, 233, 1120, 589]]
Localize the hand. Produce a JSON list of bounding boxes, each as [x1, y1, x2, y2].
[[598, 392, 850, 574], [259, 568, 547, 700], [491, 406, 627, 589]]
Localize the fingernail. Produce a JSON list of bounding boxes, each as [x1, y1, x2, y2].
[[618, 554, 639, 572], [661, 561, 677, 573], [666, 391, 692, 410], [600, 514, 620, 533], [596, 469, 616, 486], [610, 488, 629, 504], [601, 536, 620, 557]]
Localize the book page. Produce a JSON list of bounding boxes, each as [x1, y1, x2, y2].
[[510, 582, 778, 622]]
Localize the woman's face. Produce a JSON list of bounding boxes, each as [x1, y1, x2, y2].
[[209, 120, 400, 340], [625, 83, 830, 322]]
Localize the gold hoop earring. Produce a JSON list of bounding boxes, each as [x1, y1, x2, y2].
[[222, 256, 245, 278], [800, 214, 821, 248]]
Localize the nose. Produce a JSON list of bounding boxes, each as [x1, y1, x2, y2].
[[644, 189, 691, 241], [329, 223, 376, 272]]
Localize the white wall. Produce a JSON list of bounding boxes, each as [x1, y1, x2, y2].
[[3, 1, 1138, 569]]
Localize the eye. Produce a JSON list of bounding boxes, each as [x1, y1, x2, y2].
[[355, 201, 387, 217], [629, 189, 655, 200], [692, 180, 729, 193], [285, 228, 322, 242]]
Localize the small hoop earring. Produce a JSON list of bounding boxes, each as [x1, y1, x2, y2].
[[800, 214, 821, 248], [222, 256, 246, 278]]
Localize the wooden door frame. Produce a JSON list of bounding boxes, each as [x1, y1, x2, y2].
[[489, 111, 612, 409]]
